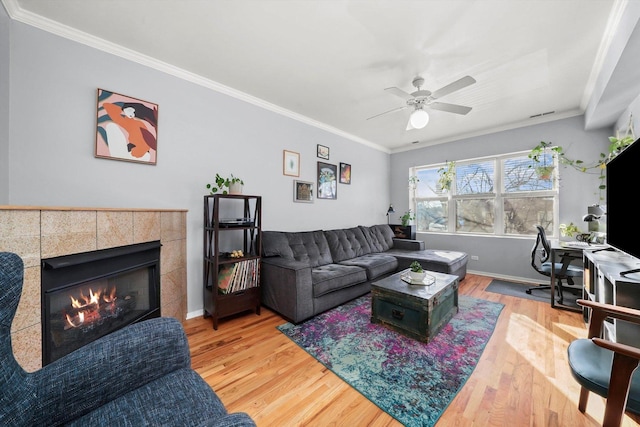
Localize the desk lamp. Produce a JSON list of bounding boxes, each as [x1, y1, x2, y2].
[[386, 205, 395, 224], [582, 205, 605, 232]]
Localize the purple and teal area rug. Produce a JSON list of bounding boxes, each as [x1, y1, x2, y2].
[[277, 293, 504, 426]]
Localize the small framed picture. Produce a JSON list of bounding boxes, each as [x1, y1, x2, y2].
[[339, 163, 351, 184], [294, 180, 314, 203], [283, 150, 300, 177], [317, 144, 329, 160], [317, 162, 337, 199]]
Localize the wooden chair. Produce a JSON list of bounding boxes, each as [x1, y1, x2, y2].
[[568, 299, 640, 427]]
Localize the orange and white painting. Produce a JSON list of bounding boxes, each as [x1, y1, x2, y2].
[[95, 89, 158, 165]]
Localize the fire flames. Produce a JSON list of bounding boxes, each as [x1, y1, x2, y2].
[[64, 286, 117, 329]]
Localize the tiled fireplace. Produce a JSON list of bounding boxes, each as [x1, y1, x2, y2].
[[0, 206, 187, 372]]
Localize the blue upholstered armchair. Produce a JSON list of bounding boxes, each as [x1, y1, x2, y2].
[[0, 252, 256, 426]]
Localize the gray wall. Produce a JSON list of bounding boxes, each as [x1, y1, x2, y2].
[[2, 13, 390, 316], [390, 115, 612, 283], [0, 4, 9, 203]]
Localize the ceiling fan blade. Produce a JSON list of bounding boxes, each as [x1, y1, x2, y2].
[[429, 102, 472, 115], [367, 105, 408, 120], [431, 75, 476, 99], [384, 87, 414, 101]]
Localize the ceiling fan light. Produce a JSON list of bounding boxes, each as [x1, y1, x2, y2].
[[410, 109, 429, 129]]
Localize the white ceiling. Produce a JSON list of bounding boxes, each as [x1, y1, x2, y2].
[[3, 0, 628, 152]]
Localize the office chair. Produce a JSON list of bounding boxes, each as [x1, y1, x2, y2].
[[526, 225, 583, 303], [568, 299, 640, 427]]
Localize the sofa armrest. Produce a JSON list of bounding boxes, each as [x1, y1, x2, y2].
[[392, 238, 425, 251], [31, 317, 191, 426], [261, 257, 314, 323]]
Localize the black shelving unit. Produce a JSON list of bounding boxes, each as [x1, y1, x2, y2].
[[203, 194, 261, 329]]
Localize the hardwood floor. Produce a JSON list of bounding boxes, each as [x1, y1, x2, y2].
[[184, 274, 640, 426]]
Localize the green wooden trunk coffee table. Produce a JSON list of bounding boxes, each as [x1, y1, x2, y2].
[[371, 269, 459, 342]]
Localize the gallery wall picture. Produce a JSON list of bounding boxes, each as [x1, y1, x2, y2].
[[317, 144, 330, 160], [340, 163, 351, 184], [95, 89, 158, 165], [294, 180, 314, 203], [317, 162, 337, 199], [283, 150, 300, 177]]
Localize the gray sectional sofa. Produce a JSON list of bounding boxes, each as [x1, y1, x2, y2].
[[261, 224, 468, 323]]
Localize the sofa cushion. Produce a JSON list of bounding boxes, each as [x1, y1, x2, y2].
[[292, 231, 333, 267], [339, 253, 398, 280], [263, 230, 333, 267], [262, 231, 295, 259], [312, 264, 368, 297], [324, 227, 372, 262], [359, 224, 395, 252], [388, 249, 468, 275]]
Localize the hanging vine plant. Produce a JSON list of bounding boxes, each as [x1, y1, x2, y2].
[[437, 161, 455, 191], [528, 128, 636, 200]]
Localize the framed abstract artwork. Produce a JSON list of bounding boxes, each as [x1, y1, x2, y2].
[[339, 162, 351, 184], [317, 162, 337, 199], [283, 150, 300, 177], [294, 180, 314, 203], [95, 88, 158, 165], [317, 144, 330, 160]]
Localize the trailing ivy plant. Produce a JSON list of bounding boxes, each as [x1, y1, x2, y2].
[[528, 135, 635, 200]]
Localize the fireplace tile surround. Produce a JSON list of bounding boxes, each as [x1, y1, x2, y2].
[[0, 206, 187, 372]]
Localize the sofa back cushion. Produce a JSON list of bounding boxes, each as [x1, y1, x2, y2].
[[262, 231, 295, 259], [324, 227, 372, 262], [262, 230, 333, 267], [359, 224, 395, 252]]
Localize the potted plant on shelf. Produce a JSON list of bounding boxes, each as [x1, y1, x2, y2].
[[206, 174, 244, 195], [400, 210, 414, 226], [409, 260, 426, 282], [390, 210, 416, 240]]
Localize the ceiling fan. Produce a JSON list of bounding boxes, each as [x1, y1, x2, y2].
[[368, 75, 476, 130]]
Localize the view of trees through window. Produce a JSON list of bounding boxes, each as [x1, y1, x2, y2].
[[412, 151, 558, 236]]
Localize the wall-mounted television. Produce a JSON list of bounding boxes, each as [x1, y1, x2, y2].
[[606, 136, 640, 275]]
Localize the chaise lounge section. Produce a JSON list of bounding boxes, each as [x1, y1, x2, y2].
[[261, 224, 467, 323]]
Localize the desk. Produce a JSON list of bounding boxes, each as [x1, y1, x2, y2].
[[549, 241, 608, 312]]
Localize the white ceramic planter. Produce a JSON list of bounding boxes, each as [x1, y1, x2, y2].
[[409, 271, 426, 283], [229, 182, 243, 194]]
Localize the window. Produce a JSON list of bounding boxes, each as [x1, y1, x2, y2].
[[412, 151, 558, 236]]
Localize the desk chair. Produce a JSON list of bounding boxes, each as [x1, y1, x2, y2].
[[568, 299, 640, 427], [526, 225, 583, 303]]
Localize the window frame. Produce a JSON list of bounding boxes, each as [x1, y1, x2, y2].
[[410, 150, 560, 237]]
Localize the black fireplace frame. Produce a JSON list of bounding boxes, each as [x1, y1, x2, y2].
[[41, 240, 161, 365]]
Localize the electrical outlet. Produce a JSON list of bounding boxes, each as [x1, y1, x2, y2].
[[471, 255, 479, 260]]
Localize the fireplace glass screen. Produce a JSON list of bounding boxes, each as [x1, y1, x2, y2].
[[41, 241, 161, 364]]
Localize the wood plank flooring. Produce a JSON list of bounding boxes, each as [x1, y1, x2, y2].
[[183, 274, 640, 426]]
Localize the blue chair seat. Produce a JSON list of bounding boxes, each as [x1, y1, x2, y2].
[[568, 339, 640, 415], [540, 261, 583, 277]]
